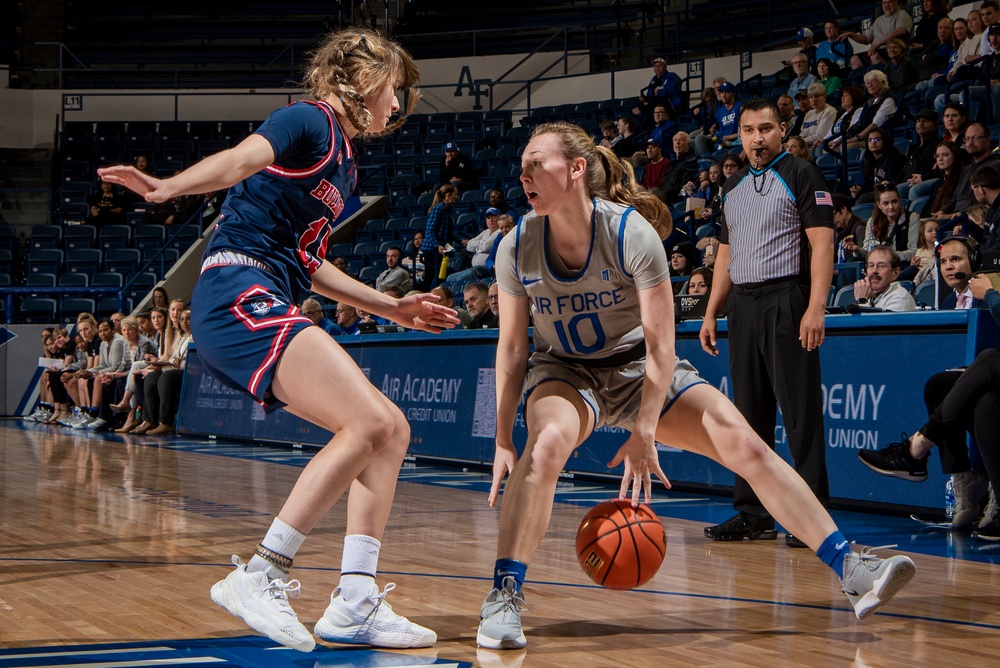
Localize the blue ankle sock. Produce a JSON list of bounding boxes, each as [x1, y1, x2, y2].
[[493, 558, 527, 592], [816, 531, 852, 579]]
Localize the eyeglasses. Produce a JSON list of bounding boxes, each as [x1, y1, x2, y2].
[[866, 262, 892, 271], [965, 135, 989, 142], [302, 310, 322, 317]]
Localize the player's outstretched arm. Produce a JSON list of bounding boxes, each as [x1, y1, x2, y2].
[[97, 135, 276, 203], [310, 262, 458, 333], [609, 279, 674, 506], [488, 289, 531, 507]]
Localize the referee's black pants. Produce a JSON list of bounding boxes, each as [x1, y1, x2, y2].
[[728, 279, 830, 523]]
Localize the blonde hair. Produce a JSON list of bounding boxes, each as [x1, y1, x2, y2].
[[530, 121, 672, 239], [429, 184, 458, 211], [304, 29, 420, 137], [967, 203, 989, 226]]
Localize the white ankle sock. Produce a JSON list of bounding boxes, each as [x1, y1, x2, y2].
[[247, 517, 307, 580], [338, 534, 381, 602]]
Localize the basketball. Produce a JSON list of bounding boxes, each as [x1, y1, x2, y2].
[[575, 499, 666, 590]]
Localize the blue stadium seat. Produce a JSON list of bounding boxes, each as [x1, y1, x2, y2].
[[27, 248, 64, 276], [63, 225, 97, 251], [358, 266, 381, 284], [353, 242, 379, 255], [104, 248, 141, 275], [99, 225, 131, 251], [834, 286, 856, 308], [26, 273, 56, 287], [58, 297, 96, 324], [65, 248, 102, 275], [915, 281, 936, 307], [58, 273, 89, 287], [133, 224, 166, 252], [92, 272, 124, 288], [20, 298, 57, 324], [126, 272, 157, 302], [29, 225, 63, 250]]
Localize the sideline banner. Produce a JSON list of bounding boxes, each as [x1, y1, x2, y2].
[[177, 311, 996, 512]]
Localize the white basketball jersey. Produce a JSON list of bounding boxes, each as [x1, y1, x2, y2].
[[495, 198, 669, 361]]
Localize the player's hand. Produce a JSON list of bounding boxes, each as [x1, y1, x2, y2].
[[489, 441, 518, 507], [970, 273, 993, 300], [391, 293, 459, 333], [97, 165, 172, 203], [608, 432, 670, 507], [799, 307, 826, 350], [699, 316, 719, 356]]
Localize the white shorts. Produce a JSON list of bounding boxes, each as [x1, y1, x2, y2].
[[522, 352, 705, 431]]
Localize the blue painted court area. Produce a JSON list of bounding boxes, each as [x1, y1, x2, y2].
[[0, 637, 467, 667]]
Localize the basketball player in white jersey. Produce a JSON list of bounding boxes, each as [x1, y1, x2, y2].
[[476, 121, 916, 650]]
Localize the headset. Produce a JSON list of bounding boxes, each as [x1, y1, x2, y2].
[[935, 234, 981, 273]]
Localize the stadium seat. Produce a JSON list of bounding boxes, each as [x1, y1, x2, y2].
[[26, 273, 57, 288], [914, 281, 937, 307], [29, 225, 63, 250], [63, 225, 97, 250], [58, 273, 89, 287], [92, 272, 124, 288], [65, 248, 102, 275], [27, 248, 64, 276], [20, 298, 57, 324], [58, 297, 96, 323], [104, 248, 141, 275], [833, 286, 856, 308], [99, 225, 131, 251]]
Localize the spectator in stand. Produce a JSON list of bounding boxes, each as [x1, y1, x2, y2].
[[301, 298, 340, 337], [901, 109, 941, 201], [487, 282, 500, 322], [940, 102, 968, 148], [421, 184, 460, 291], [819, 86, 865, 153], [794, 27, 818, 68], [851, 246, 917, 311], [884, 38, 922, 92], [660, 132, 698, 205], [816, 19, 851, 72], [139, 309, 193, 436], [833, 193, 868, 263], [634, 57, 684, 119], [931, 123, 1000, 221], [640, 138, 671, 197], [431, 285, 471, 328], [984, 24, 1000, 122], [151, 286, 169, 310], [847, 180, 919, 261], [74, 319, 128, 430], [599, 119, 619, 150], [694, 82, 739, 154], [971, 163, 1000, 252], [910, 140, 967, 220], [837, 70, 897, 150], [787, 53, 818, 101], [700, 161, 725, 219], [913, 16, 957, 83], [487, 188, 517, 218], [981, 1, 999, 56], [900, 218, 940, 284], [334, 302, 361, 335], [931, 13, 984, 109], [612, 115, 640, 160], [838, 0, 914, 69], [776, 94, 797, 142], [786, 136, 813, 162], [815, 58, 843, 97], [909, 0, 949, 55], [449, 208, 503, 283], [87, 180, 126, 227], [463, 281, 497, 329], [105, 316, 156, 432], [689, 87, 719, 153], [374, 246, 412, 294], [799, 83, 837, 149], [648, 104, 678, 153], [686, 266, 713, 296], [851, 127, 906, 201], [144, 170, 198, 226], [38, 328, 75, 424], [438, 141, 477, 192], [401, 230, 425, 286], [668, 241, 697, 294]]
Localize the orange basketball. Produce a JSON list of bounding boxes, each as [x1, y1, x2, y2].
[[575, 499, 666, 590]]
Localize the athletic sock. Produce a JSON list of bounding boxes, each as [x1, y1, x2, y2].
[[817, 530, 852, 579], [247, 516, 307, 580], [493, 558, 528, 592], [337, 534, 382, 602]]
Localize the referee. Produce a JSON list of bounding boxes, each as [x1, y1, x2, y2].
[[699, 97, 833, 548]]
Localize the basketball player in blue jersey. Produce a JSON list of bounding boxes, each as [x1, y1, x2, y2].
[[476, 121, 916, 650], [99, 29, 457, 653]]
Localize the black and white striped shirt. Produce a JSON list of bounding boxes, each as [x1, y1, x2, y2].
[[719, 152, 833, 285]]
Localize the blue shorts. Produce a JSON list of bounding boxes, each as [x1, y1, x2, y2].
[[190, 261, 313, 409]]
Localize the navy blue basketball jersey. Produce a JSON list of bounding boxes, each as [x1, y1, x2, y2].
[[205, 100, 357, 301]]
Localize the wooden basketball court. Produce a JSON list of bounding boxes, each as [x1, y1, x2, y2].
[[3, 421, 999, 667]]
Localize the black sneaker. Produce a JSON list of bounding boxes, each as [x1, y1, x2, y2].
[[972, 518, 1000, 542], [858, 435, 928, 482], [785, 534, 808, 548], [704, 512, 777, 541]]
